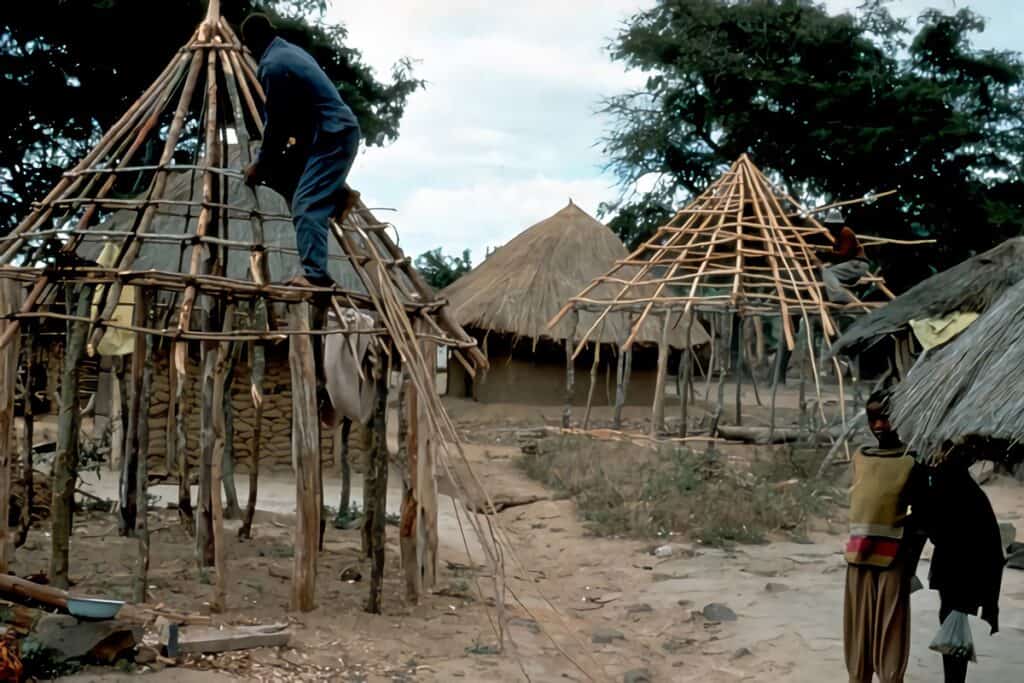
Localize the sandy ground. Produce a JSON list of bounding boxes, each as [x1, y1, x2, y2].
[[11, 390, 1022, 682]]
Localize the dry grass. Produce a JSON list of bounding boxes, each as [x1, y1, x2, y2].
[[892, 277, 1024, 461], [835, 237, 1024, 355], [519, 435, 835, 545]]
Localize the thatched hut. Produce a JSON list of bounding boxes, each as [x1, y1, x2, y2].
[[833, 238, 1024, 358], [891, 277, 1024, 464], [442, 202, 710, 405]]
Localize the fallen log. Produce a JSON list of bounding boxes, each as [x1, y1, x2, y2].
[[0, 573, 69, 610]]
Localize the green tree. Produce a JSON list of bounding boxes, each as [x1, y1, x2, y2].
[[601, 0, 1024, 289], [0, 0, 423, 232], [415, 248, 473, 290]]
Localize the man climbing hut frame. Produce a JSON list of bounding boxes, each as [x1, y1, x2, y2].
[[0, 0, 498, 618]]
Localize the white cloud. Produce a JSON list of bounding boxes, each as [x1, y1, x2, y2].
[[373, 175, 614, 259], [326, 0, 1022, 265]]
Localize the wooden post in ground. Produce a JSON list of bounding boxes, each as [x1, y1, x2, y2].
[[732, 313, 743, 427], [416, 339, 439, 590], [366, 364, 389, 614], [239, 339, 263, 540], [289, 303, 320, 612], [50, 286, 91, 588], [196, 341, 216, 569], [174, 342, 193, 531], [679, 315, 695, 438], [709, 314, 732, 441], [562, 311, 578, 429], [220, 343, 242, 520], [338, 418, 352, 520], [612, 347, 626, 429], [208, 306, 234, 612], [768, 328, 786, 442], [0, 280, 21, 572], [582, 341, 600, 430], [132, 292, 155, 604], [120, 298, 145, 538], [652, 313, 671, 434], [16, 322, 34, 547], [400, 371, 420, 602]]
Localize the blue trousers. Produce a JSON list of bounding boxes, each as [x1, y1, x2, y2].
[[291, 126, 360, 282]]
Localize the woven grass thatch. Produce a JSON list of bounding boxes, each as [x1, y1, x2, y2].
[[442, 201, 710, 348], [833, 237, 1024, 356], [891, 277, 1024, 457]]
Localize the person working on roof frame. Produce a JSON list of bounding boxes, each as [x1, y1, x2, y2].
[[241, 13, 361, 289], [820, 209, 869, 304]]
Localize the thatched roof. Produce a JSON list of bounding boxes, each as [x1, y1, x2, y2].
[[833, 238, 1024, 356], [442, 202, 710, 348], [891, 277, 1024, 456]]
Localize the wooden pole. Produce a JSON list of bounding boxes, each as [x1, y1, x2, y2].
[[562, 311, 578, 429], [400, 372, 420, 603], [652, 313, 671, 434], [196, 341, 216, 569], [209, 306, 234, 612], [337, 418, 352, 521], [612, 347, 626, 430], [220, 343, 242, 519], [582, 341, 600, 430], [112, 357, 127, 472], [769, 330, 786, 442], [0, 280, 20, 572], [416, 339, 439, 590], [732, 313, 743, 427], [16, 322, 33, 547], [239, 339, 263, 540], [132, 292, 154, 604], [289, 303, 320, 612], [120, 299, 145, 538], [366, 364, 389, 614], [680, 315, 695, 438], [174, 342, 194, 531], [709, 314, 731, 440], [50, 286, 91, 589]]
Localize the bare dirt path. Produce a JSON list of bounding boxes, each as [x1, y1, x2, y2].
[[26, 395, 1024, 681]]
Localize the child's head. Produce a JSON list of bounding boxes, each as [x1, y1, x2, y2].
[[865, 389, 897, 445]]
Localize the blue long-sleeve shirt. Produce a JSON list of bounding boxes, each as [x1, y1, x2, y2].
[[256, 37, 359, 164]]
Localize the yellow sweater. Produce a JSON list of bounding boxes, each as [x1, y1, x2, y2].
[[846, 447, 916, 568]]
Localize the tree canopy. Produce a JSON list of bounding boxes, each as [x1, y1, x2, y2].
[[415, 248, 473, 290], [602, 0, 1024, 289], [0, 0, 423, 232]]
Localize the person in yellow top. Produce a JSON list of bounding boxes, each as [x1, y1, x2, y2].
[[844, 389, 927, 683]]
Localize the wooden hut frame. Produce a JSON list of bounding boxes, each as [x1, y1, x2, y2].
[[0, 1, 486, 614], [550, 154, 892, 438]]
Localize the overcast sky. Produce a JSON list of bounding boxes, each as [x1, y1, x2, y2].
[[328, 0, 1022, 262]]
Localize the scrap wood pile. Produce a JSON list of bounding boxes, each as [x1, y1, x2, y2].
[[0, 570, 299, 679]]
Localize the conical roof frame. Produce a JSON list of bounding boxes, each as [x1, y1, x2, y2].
[[0, 4, 480, 360], [550, 155, 890, 352], [443, 201, 709, 348]]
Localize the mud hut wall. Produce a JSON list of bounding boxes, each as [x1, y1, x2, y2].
[[447, 333, 663, 406], [143, 348, 360, 478]]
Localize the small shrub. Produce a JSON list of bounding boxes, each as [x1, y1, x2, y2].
[[518, 435, 834, 546]]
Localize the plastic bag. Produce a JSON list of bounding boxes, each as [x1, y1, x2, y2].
[[929, 610, 977, 662]]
